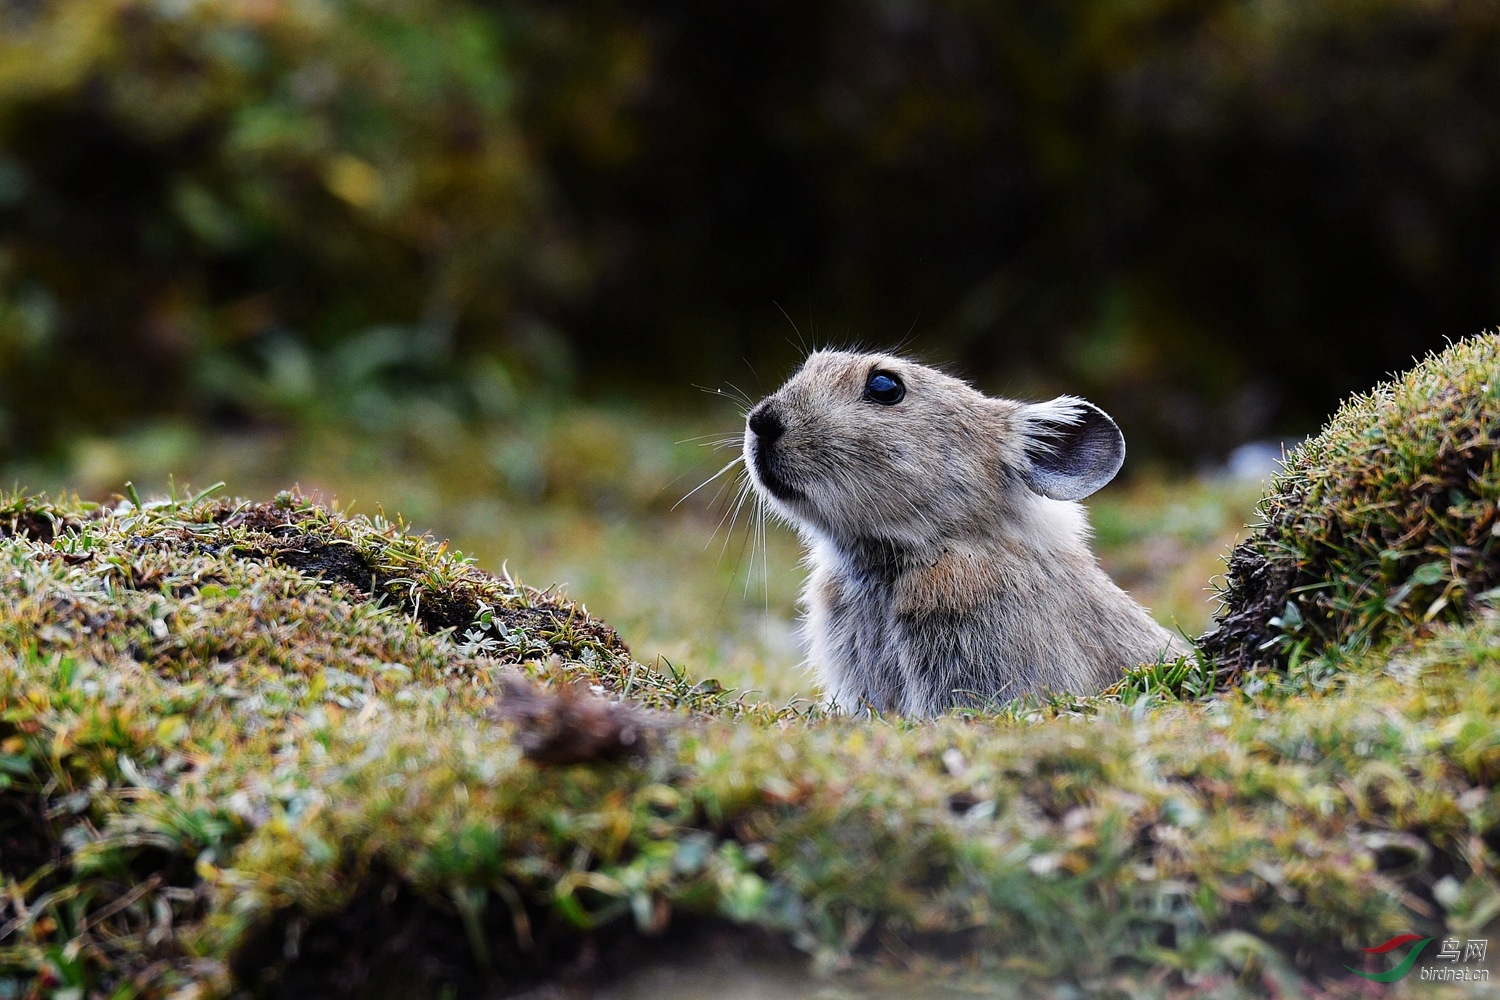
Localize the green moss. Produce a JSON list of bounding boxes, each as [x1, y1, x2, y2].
[[1202, 332, 1500, 678], [0, 487, 733, 993], [0, 482, 1496, 998]]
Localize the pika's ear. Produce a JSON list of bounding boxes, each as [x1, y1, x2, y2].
[[1017, 396, 1125, 501]]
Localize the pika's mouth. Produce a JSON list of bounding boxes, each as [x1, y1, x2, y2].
[[748, 440, 806, 503]]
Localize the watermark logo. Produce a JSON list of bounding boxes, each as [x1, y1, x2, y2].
[[1348, 934, 1489, 984]]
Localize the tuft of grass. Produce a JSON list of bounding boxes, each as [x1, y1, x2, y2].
[[1201, 332, 1500, 682]]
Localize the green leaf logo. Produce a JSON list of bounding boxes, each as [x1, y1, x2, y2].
[[1347, 934, 1434, 983]]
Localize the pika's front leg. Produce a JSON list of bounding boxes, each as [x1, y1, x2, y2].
[[805, 566, 906, 714]]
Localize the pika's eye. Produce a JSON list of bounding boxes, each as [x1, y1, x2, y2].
[[863, 370, 905, 405]]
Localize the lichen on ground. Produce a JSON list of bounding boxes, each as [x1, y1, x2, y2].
[[3, 337, 1500, 999]]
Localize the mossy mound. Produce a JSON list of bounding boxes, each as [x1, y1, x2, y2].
[[1201, 332, 1500, 679], [1, 488, 1497, 997]]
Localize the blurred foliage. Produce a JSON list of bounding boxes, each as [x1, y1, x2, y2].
[[3, 0, 1500, 458], [555, 0, 1500, 454], [0, 0, 572, 450]]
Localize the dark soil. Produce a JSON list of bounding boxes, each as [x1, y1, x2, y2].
[[492, 674, 676, 765], [217, 500, 627, 657], [0, 791, 57, 884], [0, 510, 65, 543], [1195, 537, 1295, 682], [231, 875, 800, 1000]]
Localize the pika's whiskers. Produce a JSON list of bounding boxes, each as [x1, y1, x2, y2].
[[673, 456, 744, 511]]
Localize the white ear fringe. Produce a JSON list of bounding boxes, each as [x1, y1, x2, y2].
[[1020, 395, 1091, 453]]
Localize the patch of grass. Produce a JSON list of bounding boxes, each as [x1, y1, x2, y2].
[[0, 485, 1495, 998], [1202, 332, 1500, 681], [0, 487, 775, 995]]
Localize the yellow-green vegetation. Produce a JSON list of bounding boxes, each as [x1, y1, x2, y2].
[[1203, 333, 1500, 680]]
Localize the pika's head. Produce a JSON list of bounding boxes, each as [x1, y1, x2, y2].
[[743, 350, 1125, 548]]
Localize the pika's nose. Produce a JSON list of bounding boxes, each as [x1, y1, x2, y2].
[[747, 402, 784, 443]]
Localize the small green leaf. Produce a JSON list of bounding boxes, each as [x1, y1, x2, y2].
[[1410, 561, 1446, 586], [0, 753, 34, 776]]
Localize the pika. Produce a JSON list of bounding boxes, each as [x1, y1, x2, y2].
[[743, 349, 1188, 716]]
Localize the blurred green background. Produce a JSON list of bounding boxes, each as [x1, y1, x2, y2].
[[1, 0, 1495, 696]]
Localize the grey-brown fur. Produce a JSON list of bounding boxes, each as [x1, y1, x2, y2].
[[743, 349, 1189, 716]]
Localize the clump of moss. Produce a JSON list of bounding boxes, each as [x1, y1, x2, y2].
[[1201, 332, 1500, 679], [1, 482, 1496, 999], [0, 487, 740, 994]]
